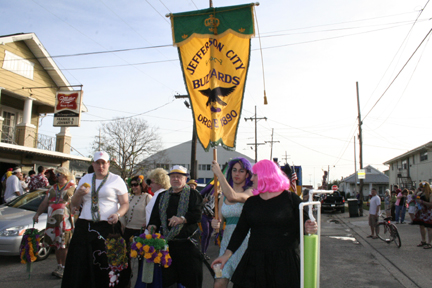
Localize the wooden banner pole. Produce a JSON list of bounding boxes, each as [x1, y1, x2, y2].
[[213, 147, 219, 232]]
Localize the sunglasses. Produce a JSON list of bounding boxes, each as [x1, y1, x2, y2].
[[56, 173, 63, 177], [131, 183, 139, 187], [146, 179, 152, 185]]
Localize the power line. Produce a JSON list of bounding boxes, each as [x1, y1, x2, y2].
[[260, 11, 419, 35], [371, 33, 431, 131], [81, 98, 175, 122], [190, 0, 199, 10], [157, 0, 171, 13], [261, 19, 427, 38], [363, 28, 432, 121], [62, 59, 178, 71], [1, 16, 421, 64], [98, 0, 175, 64], [0, 44, 172, 63], [362, 1, 430, 110], [256, 22, 424, 51], [145, 0, 170, 24], [28, 0, 178, 92]]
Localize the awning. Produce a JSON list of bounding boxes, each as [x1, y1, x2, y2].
[[0, 142, 91, 165]]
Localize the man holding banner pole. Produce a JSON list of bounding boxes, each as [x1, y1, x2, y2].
[[148, 165, 203, 288]]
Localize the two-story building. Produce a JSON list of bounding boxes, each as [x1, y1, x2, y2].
[[384, 141, 432, 189], [0, 33, 90, 175]]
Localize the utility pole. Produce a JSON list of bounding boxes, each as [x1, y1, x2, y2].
[[175, 94, 197, 179], [245, 105, 267, 163], [96, 129, 103, 151], [354, 136, 358, 197], [356, 82, 364, 216], [264, 128, 280, 160], [281, 151, 290, 165]]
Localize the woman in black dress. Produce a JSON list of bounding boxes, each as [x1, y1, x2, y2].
[[211, 159, 317, 288]]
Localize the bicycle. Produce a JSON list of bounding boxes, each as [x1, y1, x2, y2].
[[376, 215, 401, 248]]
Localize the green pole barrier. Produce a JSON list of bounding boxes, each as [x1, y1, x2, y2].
[[304, 234, 318, 288]]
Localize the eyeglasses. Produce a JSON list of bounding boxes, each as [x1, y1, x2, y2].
[[146, 179, 152, 185], [131, 183, 139, 187]]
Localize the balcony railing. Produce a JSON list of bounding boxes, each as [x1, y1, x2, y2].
[[37, 133, 56, 151], [1, 124, 56, 152], [1, 124, 17, 144]]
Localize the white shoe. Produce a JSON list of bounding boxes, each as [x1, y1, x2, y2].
[[52, 266, 60, 276], [53, 267, 64, 279]]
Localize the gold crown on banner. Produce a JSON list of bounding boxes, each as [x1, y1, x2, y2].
[[205, 14, 220, 32], [239, 28, 245, 33], [182, 34, 188, 39]]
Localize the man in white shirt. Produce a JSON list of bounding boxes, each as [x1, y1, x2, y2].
[[4, 167, 23, 203], [62, 151, 131, 288], [368, 188, 381, 239]]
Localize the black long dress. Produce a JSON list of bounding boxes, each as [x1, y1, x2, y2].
[[227, 191, 306, 288]]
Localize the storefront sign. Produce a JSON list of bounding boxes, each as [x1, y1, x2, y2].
[[53, 91, 83, 127]]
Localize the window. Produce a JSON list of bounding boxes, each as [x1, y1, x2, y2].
[[412, 155, 415, 165], [206, 164, 211, 171], [420, 152, 428, 162], [366, 168, 371, 173], [402, 160, 407, 170], [2, 50, 34, 79], [392, 164, 394, 171], [1, 111, 16, 144]]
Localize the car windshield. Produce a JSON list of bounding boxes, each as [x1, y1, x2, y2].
[[6, 190, 48, 212]]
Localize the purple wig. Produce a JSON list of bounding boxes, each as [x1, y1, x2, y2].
[[252, 159, 290, 195], [226, 158, 253, 191]]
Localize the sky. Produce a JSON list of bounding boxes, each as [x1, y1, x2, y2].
[[3, 0, 432, 187]]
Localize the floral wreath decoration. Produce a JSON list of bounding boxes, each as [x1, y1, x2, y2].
[[130, 232, 172, 268], [105, 233, 129, 287], [19, 226, 41, 277]]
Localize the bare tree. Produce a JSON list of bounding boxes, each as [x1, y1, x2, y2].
[[92, 118, 161, 179]]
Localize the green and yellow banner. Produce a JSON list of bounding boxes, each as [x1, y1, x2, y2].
[[170, 4, 255, 151]]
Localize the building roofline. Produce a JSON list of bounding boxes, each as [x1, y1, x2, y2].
[[0, 142, 91, 162], [0, 33, 88, 112], [383, 141, 432, 165]]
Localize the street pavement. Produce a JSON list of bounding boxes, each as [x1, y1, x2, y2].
[[321, 208, 432, 288], [1, 208, 432, 287]]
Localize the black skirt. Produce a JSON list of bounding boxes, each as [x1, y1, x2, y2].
[[62, 219, 131, 288]]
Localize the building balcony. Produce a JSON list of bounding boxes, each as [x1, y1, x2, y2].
[[1, 124, 56, 152]]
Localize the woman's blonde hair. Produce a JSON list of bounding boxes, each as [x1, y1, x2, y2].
[[147, 168, 170, 190], [55, 167, 72, 182], [421, 182, 431, 201]]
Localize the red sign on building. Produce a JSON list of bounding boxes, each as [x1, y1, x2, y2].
[[54, 91, 83, 127]]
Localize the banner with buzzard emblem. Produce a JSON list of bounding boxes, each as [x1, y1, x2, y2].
[[170, 4, 255, 151]]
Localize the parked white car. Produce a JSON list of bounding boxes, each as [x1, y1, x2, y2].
[[0, 189, 52, 260]]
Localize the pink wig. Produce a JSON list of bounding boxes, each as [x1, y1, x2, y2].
[[252, 159, 290, 195]]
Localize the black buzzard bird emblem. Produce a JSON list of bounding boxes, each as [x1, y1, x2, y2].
[[198, 86, 236, 107]]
